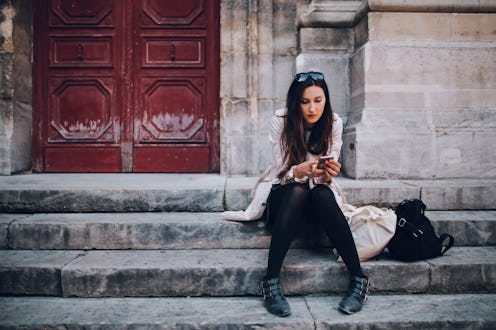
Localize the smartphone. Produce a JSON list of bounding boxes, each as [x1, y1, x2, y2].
[[317, 155, 334, 169]]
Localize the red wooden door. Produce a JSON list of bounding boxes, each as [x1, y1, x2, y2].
[[33, 0, 220, 172]]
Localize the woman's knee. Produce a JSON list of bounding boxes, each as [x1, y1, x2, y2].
[[284, 183, 310, 202], [310, 185, 338, 206]]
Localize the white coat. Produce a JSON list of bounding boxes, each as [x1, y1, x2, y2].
[[221, 108, 345, 221]]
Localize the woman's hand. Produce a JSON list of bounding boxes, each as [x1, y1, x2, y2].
[[293, 160, 318, 179], [312, 158, 341, 183]]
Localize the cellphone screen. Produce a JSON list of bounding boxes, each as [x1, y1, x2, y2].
[[317, 156, 334, 169]]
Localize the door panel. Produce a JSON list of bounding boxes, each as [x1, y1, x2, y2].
[[33, 0, 219, 173], [138, 77, 206, 143], [133, 146, 209, 172], [133, 0, 218, 172], [49, 0, 115, 27], [142, 37, 205, 68], [34, 0, 123, 172], [140, 0, 205, 27], [48, 78, 116, 143], [45, 147, 121, 172], [50, 36, 113, 68]]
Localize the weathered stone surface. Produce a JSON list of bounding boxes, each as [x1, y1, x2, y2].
[[1, 294, 495, 330], [7, 212, 272, 250], [0, 214, 11, 248], [297, 0, 367, 28], [0, 52, 13, 99], [61, 249, 267, 297], [307, 294, 496, 330], [1, 174, 494, 211], [365, 44, 496, 93], [0, 250, 83, 296], [220, 0, 297, 176], [416, 179, 496, 210], [335, 178, 419, 208], [368, 0, 496, 13], [224, 176, 258, 211], [5, 210, 495, 250], [0, 173, 225, 212], [428, 210, 496, 246], [0, 296, 314, 329], [55, 247, 496, 297], [0, 213, 28, 248], [344, 11, 496, 180], [428, 246, 496, 293], [369, 12, 496, 42], [0, 189, 224, 213], [299, 28, 353, 51]]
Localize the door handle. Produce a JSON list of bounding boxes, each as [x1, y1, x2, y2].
[[77, 43, 84, 61], [169, 43, 176, 62]]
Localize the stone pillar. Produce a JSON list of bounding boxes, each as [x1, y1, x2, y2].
[[344, 1, 496, 179], [220, 0, 297, 175], [0, 0, 32, 175]]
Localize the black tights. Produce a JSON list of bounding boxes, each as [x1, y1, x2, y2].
[[266, 183, 363, 279]]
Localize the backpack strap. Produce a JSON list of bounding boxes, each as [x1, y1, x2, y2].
[[439, 233, 455, 255], [397, 217, 424, 238]]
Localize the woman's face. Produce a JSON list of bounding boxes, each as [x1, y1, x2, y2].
[[300, 85, 326, 128]]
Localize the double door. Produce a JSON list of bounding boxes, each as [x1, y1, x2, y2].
[[33, 0, 220, 172]]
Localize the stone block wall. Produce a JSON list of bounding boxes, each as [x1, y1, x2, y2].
[[220, 0, 298, 175], [0, 0, 32, 175], [344, 5, 496, 179]]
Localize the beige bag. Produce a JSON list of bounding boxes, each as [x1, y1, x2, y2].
[[337, 204, 397, 262]]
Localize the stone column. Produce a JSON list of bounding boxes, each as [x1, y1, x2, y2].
[[345, 0, 496, 179], [220, 0, 297, 175], [0, 0, 32, 175]]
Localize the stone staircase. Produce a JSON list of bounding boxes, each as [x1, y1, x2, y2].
[[0, 174, 495, 329]]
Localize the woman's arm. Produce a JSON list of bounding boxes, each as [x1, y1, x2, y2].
[[313, 114, 344, 183]]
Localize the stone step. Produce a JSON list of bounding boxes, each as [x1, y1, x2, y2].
[[1, 294, 495, 329], [1, 247, 494, 297], [0, 174, 495, 212], [1, 211, 495, 250]]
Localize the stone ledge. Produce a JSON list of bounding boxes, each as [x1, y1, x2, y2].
[[3, 211, 494, 250], [1, 247, 494, 297], [225, 177, 496, 210], [0, 294, 495, 329], [297, 0, 368, 28], [297, 0, 496, 29], [0, 174, 494, 211], [368, 0, 496, 13]]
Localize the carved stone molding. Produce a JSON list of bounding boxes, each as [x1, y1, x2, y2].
[[298, 0, 496, 28], [297, 0, 368, 28], [368, 0, 496, 13]]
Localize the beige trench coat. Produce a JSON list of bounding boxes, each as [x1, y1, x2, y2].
[[221, 108, 345, 221]]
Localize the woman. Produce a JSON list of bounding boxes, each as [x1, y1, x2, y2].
[[222, 72, 369, 317]]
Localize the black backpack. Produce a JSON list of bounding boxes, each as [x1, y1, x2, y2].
[[387, 199, 454, 262]]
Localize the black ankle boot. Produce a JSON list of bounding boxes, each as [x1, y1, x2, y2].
[[260, 277, 291, 317], [339, 276, 370, 315]]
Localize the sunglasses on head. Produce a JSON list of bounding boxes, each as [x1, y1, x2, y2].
[[294, 71, 324, 82]]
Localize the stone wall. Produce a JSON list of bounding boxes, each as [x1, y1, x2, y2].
[[344, 1, 496, 179], [0, 0, 32, 175], [220, 0, 298, 175]]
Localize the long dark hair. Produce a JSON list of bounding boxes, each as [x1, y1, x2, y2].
[[278, 74, 334, 179]]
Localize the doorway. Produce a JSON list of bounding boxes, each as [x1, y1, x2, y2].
[[32, 0, 220, 172]]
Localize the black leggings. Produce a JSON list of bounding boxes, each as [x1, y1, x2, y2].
[[266, 183, 363, 279]]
